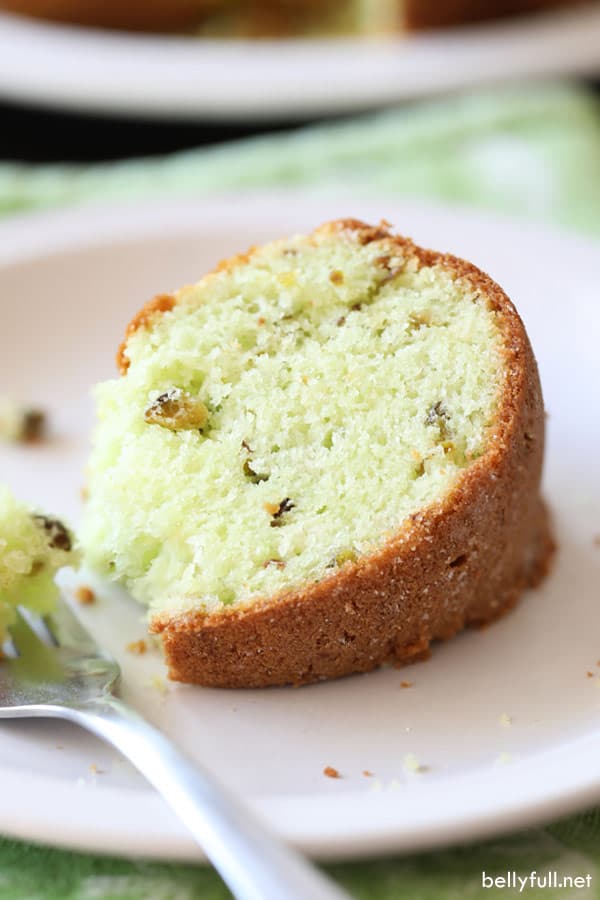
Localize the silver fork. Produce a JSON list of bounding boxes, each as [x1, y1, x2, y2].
[[0, 601, 349, 900]]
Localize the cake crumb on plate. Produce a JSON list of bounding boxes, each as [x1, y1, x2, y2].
[[402, 753, 429, 775], [0, 399, 47, 444], [75, 586, 96, 605], [494, 752, 515, 766], [147, 676, 168, 696]]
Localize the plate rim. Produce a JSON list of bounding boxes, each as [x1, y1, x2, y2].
[[2, 733, 600, 862], [0, 5, 599, 120]]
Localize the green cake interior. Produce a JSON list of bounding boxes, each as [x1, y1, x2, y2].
[[0, 486, 77, 642], [82, 224, 505, 619]]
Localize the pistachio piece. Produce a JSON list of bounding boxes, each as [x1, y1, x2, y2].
[[33, 515, 72, 552], [144, 388, 209, 432]]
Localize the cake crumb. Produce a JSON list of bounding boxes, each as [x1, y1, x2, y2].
[[80, 486, 89, 502], [126, 639, 147, 655], [149, 676, 168, 696], [499, 712, 512, 728], [89, 764, 104, 776], [593, 535, 600, 547], [362, 770, 374, 777], [402, 753, 429, 775], [19, 409, 47, 443], [400, 680, 413, 689], [369, 778, 401, 792], [0, 401, 47, 444], [587, 671, 594, 678], [75, 586, 96, 605], [323, 766, 341, 779], [494, 752, 514, 766]]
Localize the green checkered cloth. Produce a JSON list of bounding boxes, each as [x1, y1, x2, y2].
[[1, 81, 600, 899]]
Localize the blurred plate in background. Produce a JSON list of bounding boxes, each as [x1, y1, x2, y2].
[[0, 4, 599, 121]]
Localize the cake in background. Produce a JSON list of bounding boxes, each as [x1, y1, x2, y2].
[[0, 0, 586, 35]]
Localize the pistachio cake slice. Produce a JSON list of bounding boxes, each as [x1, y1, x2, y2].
[[0, 485, 78, 643], [82, 219, 553, 687]]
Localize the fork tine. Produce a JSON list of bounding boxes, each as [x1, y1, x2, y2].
[[8, 610, 65, 682], [0, 635, 18, 659], [2, 601, 119, 708], [47, 598, 108, 658], [17, 607, 57, 647], [41, 616, 59, 646]]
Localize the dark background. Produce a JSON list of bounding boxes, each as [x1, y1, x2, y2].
[[3, 78, 597, 165], [0, 97, 341, 163]]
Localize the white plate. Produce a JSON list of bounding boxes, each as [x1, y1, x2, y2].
[[0, 194, 599, 862], [0, 5, 599, 120]]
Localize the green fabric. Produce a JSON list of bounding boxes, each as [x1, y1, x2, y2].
[[2, 816, 600, 899], [1, 81, 600, 899], [1, 82, 600, 234]]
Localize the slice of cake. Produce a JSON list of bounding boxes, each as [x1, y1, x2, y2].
[[0, 485, 78, 643], [82, 218, 553, 687]]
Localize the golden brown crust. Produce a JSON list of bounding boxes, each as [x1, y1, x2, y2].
[[117, 293, 175, 374], [139, 218, 555, 688]]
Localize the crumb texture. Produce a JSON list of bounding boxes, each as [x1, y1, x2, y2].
[[83, 221, 506, 620], [0, 485, 77, 640]]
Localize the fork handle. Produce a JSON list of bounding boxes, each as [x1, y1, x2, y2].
[[63, 697, 349, 900]]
